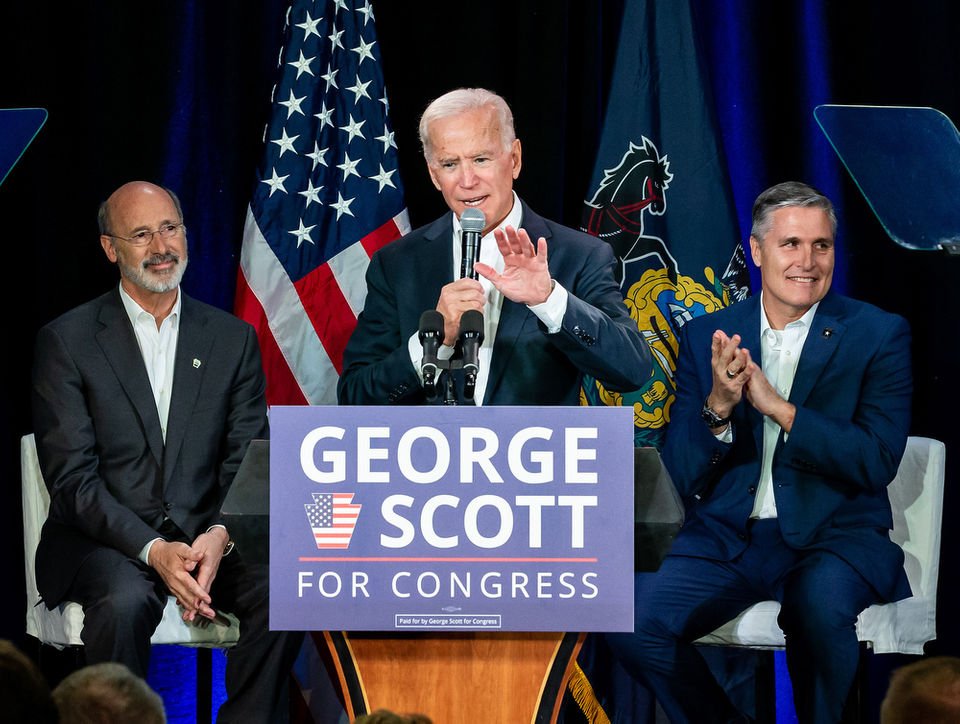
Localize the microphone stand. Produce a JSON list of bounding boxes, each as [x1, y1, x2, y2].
[[418, 311, 481, 406], [441, 370, 458, 405]]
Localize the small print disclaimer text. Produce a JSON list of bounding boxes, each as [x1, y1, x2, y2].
[[395, 614, 502, 629]]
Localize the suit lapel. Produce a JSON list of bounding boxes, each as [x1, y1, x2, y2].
[[95, 290, 164, 466], [789, 293, 845, 406], [415, 214, 456, 313], [163, 295, 211, 486], [485, 203, 551, 403]]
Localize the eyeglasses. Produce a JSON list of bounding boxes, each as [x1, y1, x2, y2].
[[107, 222, 185, 246]]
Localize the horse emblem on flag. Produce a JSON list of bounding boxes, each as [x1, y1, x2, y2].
[[581, 136, 744, 447]]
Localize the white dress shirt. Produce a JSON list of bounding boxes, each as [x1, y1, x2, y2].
[[750, 295, 819, 519], [119, 284, 182, 563], [119, 283, 180, 442]]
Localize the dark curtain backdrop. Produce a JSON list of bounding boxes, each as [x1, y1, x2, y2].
[[3, 0, 957, 716]]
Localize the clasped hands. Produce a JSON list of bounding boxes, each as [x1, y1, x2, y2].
[[149, 527, 228, 623], [436, 225, 552, 345], [709, 330, 796, 433]]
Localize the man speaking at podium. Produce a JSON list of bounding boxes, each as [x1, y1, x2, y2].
[[338, 87, 651, 406]]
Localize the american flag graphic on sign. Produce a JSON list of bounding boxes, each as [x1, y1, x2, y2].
[[234, 0, 410, 406], [305, 492, 361, 549]]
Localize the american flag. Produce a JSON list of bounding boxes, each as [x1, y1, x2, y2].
[[235, 0, 409, 406], [305, 492, 361, 549]]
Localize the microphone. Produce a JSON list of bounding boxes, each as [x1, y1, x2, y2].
[[458, 309, 484, 401], [418, 310, 445, 396], [459, 208, 485, 280]]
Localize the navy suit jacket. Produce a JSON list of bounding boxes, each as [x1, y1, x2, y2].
[[661, 291, 913, 602], [32, 287, 268, 606], [337, 200, 651, 405]]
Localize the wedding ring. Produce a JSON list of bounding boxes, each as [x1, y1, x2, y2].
[[725, 368, 738, 379]]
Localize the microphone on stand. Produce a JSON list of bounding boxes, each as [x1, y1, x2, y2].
[[459, 208, 485, 280], [418, 310, 445, 397], [458, 309, 484, 401]]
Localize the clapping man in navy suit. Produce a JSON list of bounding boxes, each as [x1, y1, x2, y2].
[[337, 87, 651, 406], [32, 181, 304, 723], [606, 181, 913, 723]]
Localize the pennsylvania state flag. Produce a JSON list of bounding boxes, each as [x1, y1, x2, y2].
[[578, 0, 749, 453], [567, 0, 749, 721]]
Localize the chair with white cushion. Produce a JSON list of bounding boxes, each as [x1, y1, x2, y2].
[[694, 435, 947, 719], [21, 433, 241, 723]]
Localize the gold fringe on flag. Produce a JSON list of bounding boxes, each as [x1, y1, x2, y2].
[[567, 661, 612, 724]]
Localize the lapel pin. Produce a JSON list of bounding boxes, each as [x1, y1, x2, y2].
[[822, 328, 833, 338], [193, 358, 202, 368]]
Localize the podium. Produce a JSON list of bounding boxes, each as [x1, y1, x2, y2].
[[222, 438, 682, 722]]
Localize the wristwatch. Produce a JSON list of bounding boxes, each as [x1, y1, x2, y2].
[[700, 398, 731, 428]]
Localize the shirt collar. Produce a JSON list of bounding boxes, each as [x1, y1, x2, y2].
[[118, 282, 181, 328], [759, 292, 820, 335]]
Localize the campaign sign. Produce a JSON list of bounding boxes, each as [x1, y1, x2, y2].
[[268, 405, 634, 632]]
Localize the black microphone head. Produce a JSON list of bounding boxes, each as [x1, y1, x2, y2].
[[460, 208, 485, 234], [459, 309, 484, 338], [418, 310, 444, 339]]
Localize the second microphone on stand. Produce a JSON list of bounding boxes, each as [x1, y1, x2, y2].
[[459, 309, 484, 401], [460, 208, 485, 280]]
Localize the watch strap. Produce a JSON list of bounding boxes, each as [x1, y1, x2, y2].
[[701, 398, 731, 428]]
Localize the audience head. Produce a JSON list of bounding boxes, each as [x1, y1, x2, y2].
[[880, 655, 960, 724], [353, 708, 433, 724], [0, 638, 58, 724], [52, 662, 166, 724]]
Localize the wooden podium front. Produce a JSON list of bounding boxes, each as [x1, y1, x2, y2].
[[320, 630, 585, 723]]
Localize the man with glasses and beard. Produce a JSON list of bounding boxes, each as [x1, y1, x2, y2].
[[31, 181, 303, 723]]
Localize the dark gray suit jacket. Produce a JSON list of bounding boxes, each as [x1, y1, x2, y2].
[[32, 287, 268, 606], [337, 201, 651, 405]]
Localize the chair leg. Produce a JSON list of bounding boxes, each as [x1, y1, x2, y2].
[[33, 640, 86, 688], [754, 651, 777, 724], [196, 648, 213, 724]]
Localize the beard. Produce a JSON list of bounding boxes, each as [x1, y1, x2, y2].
[[118, 249, 188, 293]]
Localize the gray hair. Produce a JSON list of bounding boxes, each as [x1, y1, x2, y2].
[[418, 88, 515, 162], [750, 181, 837, 241], [53, 662, 166, 724], [98, 185, 184, 236]]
